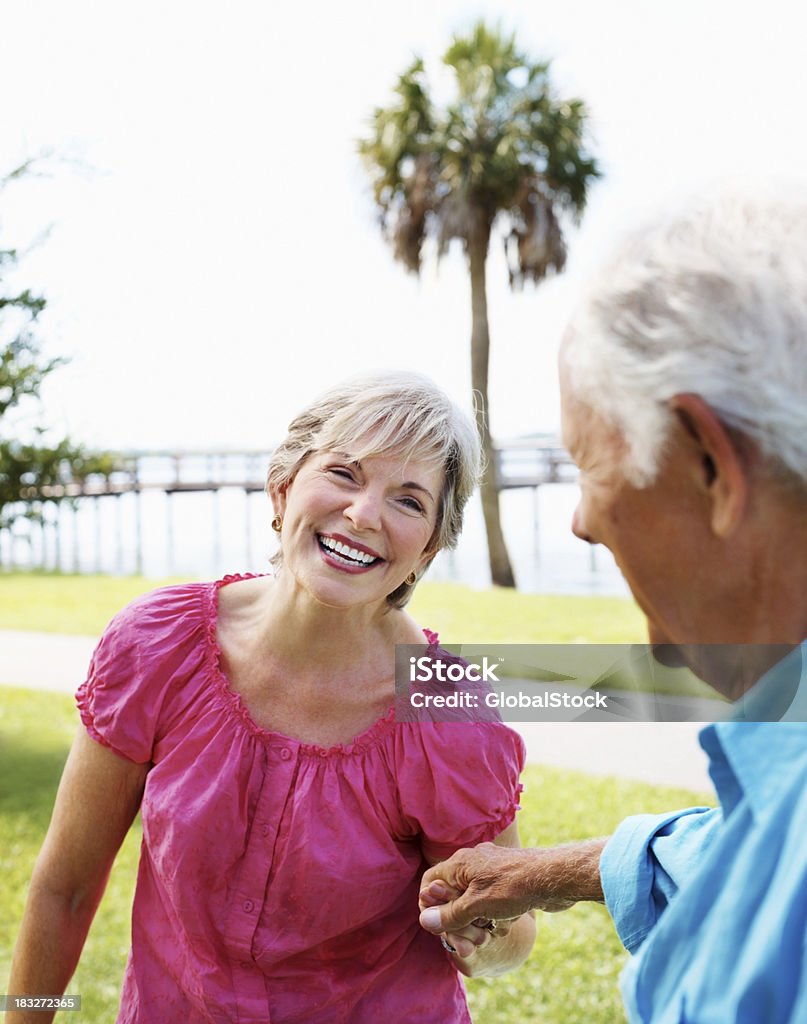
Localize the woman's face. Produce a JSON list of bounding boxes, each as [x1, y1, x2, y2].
[[272, 447, 443, 610]]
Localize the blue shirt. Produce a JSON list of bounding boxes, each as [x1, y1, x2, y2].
[[601, 714, 807, 1021]]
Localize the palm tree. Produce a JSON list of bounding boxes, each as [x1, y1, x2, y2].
[[358, 21, 600, 587]]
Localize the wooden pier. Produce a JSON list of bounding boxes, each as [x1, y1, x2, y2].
[[1, 442, 578, 575]]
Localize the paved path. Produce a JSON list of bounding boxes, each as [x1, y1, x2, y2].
[[0, 630, 713, 793]]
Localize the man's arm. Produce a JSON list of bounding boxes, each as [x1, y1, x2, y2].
[[419, 838, 606, 935], [419, 806, 722, 955]]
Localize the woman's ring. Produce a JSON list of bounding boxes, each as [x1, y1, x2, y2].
[[472, 917, 497, 933], [440, 936, 458, 953]]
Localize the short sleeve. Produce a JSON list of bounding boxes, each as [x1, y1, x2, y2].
[[393, 720, 526, 862], [75, 583, 208, 764]]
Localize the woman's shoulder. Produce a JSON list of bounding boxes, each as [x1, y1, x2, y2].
[[76, 577, 245, 763], [109, 573, 269, 640]]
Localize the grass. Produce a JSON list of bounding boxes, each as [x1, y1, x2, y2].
[[0, 572, 645, 642], [0, 572, 717, 700], [410, 583, 647, 644], [0, 683, 714, 1024], [0, 572, 190, 635]]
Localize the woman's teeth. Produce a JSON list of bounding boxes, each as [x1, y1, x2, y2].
[[318, 535, 379, 566]]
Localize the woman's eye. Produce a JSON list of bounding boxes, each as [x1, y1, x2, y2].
[[399, 496, 424, 513], [328, 467, 354, 480]]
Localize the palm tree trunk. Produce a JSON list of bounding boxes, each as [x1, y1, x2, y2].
[[468, 221, 516, 588]]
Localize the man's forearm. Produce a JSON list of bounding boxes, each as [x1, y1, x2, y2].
[[520, 839, 606, 909], [419, 838, 608, 934]]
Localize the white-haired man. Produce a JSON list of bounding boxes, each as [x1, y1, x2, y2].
[[419, 186, 807, 1022]]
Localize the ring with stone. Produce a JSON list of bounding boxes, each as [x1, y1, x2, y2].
[[471, 917, 497, 933]]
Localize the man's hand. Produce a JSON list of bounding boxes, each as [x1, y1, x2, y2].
[[418, 839, 607, 935]]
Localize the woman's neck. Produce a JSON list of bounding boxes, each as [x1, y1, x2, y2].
[[255, 571, 408, 676]]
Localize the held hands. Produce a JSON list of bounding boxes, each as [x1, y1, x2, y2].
[[419, 879, 512, 961], [419, 840, 594, 945]]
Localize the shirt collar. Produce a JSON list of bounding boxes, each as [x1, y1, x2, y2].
[[730, 643, 807, 722], [700, 722, 807, 822]]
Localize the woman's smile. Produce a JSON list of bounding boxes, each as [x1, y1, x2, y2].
[[316, 532, 384, 573]]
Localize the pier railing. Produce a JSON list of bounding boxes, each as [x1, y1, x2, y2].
[[0, 442, 578, 574]]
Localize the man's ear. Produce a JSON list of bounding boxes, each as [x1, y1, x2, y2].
[[670, 393, 749, 537]]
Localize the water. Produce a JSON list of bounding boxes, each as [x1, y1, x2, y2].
[[1, 480, 629, 598]]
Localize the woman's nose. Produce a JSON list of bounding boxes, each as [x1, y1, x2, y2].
[[344, 490, 383, 531]]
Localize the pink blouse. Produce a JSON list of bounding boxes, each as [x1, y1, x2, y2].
[[76, 576, 526, 1024]]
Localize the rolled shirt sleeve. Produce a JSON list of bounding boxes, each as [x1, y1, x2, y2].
[[600, 806, 722, 954]]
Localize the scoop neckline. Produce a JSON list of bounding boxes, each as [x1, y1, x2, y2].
[[202, 573, 408, 757]]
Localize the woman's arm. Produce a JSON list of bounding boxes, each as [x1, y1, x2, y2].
[[6, 729, 148, 1024], [422, 821, 536, 978]]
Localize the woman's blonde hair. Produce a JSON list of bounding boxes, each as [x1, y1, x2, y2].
[[266, 370, 482, 608]]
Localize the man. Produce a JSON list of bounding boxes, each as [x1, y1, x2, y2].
[[419, 184, 807, 1021]]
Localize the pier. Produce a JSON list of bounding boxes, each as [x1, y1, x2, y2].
[[1, 442, 578, 575]]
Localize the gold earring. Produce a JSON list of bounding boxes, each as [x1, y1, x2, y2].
[[405, 571, 417, 586], [271, 514, 283, 533]]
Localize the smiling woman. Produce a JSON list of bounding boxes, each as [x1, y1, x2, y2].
[[265, 370, 481, 607], [7, 370, 536, 1024]]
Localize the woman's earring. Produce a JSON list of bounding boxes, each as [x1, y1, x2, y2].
[[271, 514, 283, 533], [405, 571, 417, 586]]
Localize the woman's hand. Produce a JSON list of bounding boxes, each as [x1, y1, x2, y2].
[[419, 880, 512, 961], [420, 822, 536, 977]]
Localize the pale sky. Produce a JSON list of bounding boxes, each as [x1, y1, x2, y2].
[[2, 0, 805, 452]]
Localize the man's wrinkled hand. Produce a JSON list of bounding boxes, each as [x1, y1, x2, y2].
[[419, 841, 595, 936]]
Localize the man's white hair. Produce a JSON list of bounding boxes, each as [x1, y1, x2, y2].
[[564, 181, 807, 486]]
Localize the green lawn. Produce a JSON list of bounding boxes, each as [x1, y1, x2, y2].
[[0, 572, 646, 642], [0, 572, 718, 700], [0, 572, 190, 635], [0, 683, 713, 1024]]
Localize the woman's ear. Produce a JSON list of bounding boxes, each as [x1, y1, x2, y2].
[[268, 482, 289, 520], [670, 393, 749, 537]]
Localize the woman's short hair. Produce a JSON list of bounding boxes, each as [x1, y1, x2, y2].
[[564, 181, 807, 488], [266, 370, 482, 608]]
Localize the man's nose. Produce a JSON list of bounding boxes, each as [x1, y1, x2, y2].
[[571, 502, 594, 544]]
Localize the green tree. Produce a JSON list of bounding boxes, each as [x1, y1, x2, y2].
[[0, 160, 117, 558], [359, 22, 600, 586]]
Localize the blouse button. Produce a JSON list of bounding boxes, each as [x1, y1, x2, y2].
[[280, 748, 292, 761], [243, 899, 254, 913], [261, 823, 269, 837]]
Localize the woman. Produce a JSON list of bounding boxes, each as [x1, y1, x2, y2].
[[8, 371, 535, 1023]]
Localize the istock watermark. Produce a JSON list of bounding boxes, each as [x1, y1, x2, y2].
[[394, 644, 807, 723], [408, 655, 501, 684]]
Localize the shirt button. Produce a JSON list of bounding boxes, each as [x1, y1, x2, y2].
[[280, 748, 292, 761], [243, 899, 254, 913], [261, 823, 269, 837]]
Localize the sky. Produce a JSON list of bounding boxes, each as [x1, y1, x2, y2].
[[2, 0, 805, 453]]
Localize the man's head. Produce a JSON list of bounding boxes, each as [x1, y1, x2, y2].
[[560, 183, 807, 689]]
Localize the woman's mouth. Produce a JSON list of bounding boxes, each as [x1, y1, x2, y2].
[[317, 534, 382, 569]]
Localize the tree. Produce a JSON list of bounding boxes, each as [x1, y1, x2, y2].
[[0, 160, 117, 553], [359, 21, 600, 586]]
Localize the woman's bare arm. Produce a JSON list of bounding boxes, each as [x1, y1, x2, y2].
[[5, 729, 148, 1023]]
